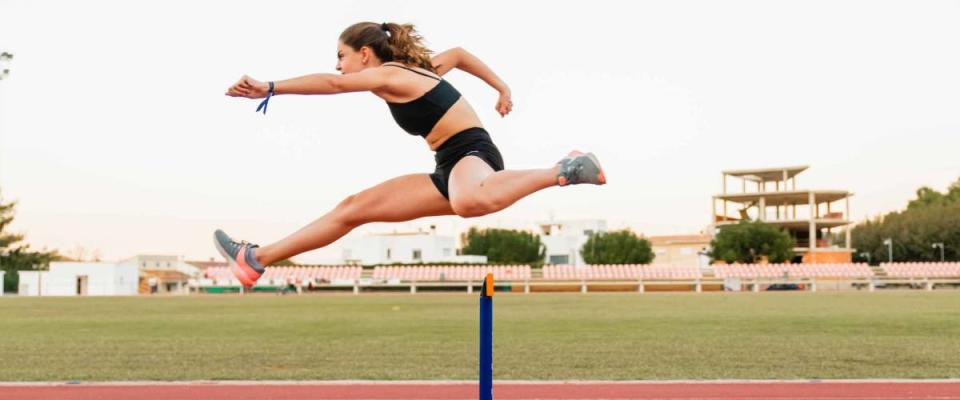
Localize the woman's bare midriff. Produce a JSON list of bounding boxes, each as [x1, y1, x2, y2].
[[424, 97, 484, 151]]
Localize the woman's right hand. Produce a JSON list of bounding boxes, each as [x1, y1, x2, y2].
[[495, 89, 513, 117], [226, 75, 270, 99]]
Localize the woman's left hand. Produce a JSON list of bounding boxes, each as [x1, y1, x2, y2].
[[496, 90, 513, 117]]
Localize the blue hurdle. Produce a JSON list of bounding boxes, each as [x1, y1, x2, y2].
[[479, 273, 493, 400]]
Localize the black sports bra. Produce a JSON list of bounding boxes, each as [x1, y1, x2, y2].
[[384, 64, 462, 137]]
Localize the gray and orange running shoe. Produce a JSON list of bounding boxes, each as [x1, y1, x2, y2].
[[557, 151, 607, 186], [213, 229, 266, 288]]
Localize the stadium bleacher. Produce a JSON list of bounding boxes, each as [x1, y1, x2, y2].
[[713, 263, 874, 279], [542, 264, 702, 280], [881, 262, 960, 278], [204, 265, 362, 286], [372, 265, 531, 281]]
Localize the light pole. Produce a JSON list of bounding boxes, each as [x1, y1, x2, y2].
[[932, 242, 945, 262], [882, 238, 893, 263], [0, 249, 5, 295], [859, 251, 872, 265]]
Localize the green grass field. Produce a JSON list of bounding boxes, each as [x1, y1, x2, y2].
[[0, 291, 958, 381]]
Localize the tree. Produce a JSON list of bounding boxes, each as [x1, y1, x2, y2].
[[907, 178, 960, 210], [847, 178, 960, 263], [60, 244, 103, 262], [0, 51, 12, 80], [461, 227, 545, 266], [580, 229, 654, 264], [709, 220, 795, 264], [1, 190, 62, 292]]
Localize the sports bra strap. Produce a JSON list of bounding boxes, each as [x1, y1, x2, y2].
[[383, 63, 441, 81]]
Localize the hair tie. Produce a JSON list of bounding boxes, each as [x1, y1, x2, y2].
[[381, 22, 391, 37]]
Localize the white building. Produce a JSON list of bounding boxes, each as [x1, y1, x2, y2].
[[648, 234, 713, 267], [341, 226, 486, 265], [117, 255, 200, 294], [18, 262, 139, 296], [538, 219, 608, 266], [122, 254, 199, 276]]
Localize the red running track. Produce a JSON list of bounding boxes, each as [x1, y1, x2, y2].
[[1, 380, 959, 400]]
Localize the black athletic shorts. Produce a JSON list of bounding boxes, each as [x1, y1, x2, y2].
[[430, 127, 505, 199]]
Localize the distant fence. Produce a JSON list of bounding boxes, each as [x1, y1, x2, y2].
[[188, 263, 960, 294]]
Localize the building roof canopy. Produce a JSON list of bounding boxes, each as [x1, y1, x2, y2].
[[722, 165, 809, 182]]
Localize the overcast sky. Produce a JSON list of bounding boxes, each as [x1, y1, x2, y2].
[[1, 0, 958, 263]]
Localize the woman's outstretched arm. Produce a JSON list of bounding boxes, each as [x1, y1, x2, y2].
[[432, 47, 512, 116], [225, 68, 389, 98]]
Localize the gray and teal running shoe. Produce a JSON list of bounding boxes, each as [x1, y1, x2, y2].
[[557, 151, 607, 186]]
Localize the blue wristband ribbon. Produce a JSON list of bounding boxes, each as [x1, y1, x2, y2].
[[255, 81, 275, 114]]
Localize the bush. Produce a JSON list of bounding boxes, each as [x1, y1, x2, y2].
[[709, 220, 795, 264], [580, 229, 654, 265], [461, 227, 545, 266]]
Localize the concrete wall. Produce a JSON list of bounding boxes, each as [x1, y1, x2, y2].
[[802, 250, 853, 264], [17, 262, 139, 296], [343, 232, 484, 265], [651, 243, 711, 267], [17, 271, 42, 296]]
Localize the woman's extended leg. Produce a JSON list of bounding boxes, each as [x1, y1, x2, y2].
[[253, 173, 454, 266]]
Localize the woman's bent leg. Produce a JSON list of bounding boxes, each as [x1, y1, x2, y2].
[[447, 156, 559, 218]]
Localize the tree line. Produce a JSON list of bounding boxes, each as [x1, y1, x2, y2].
[[461, 227, 654, 266], [846, 178, 960, 263]]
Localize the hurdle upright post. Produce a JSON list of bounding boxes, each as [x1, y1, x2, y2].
[[479, 273, 493, 400]]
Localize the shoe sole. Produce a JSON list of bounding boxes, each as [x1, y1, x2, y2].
[[584, 152, 607, 184], [213, 232, 257, 288]]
